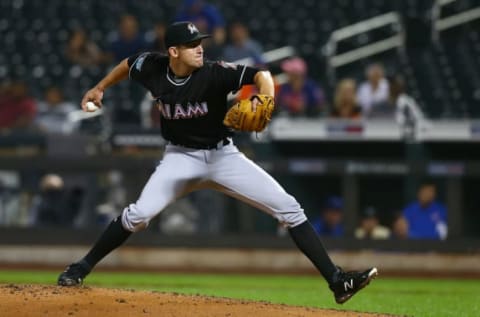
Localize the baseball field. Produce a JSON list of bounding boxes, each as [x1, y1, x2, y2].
[[0, 270, 478, 317]]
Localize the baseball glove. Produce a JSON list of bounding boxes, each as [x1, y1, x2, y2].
[[223, 94, 275, 132]]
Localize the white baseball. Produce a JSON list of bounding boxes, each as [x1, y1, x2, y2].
[[85, 101, 99, 111]]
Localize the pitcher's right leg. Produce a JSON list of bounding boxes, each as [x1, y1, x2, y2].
[[58, 146, 207, 286]]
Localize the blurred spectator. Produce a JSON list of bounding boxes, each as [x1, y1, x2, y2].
[[108, 14, 150, 62], [403, 182, 448, 240], [234, 79, 281, 116], [96, 170, 126, 226], [65, 29, 110, 67], [202, 33, 225, 60], [0, 172, 21, 226], [158, 197, 200, 235], [222, 21, 264, 64], [355, 206, 390, 239], [370, 75, 427, 124], [368, 79, 397, 120], [149, 22, 167, 54], [330, 78, 362, 119], [140, 93, 161, 129], [312, 196, 344, 237], [35, 86, 79, 134], [29, 174, 83, 227], [356, 63, 390, 117], [277, 57, 326, 117], [0, 81, 37, 132], [174, 0, 225, 39], [174, 0, 226, 60], [389, 75, 431, 136], [107, 15, 150, 124], [391, 212, 409, 240]]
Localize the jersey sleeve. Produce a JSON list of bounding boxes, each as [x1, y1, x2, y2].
[[128, 52, 163, 86], [213, 61, 259, 93]]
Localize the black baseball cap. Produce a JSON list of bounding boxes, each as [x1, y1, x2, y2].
[[164, 21, 211, 48]]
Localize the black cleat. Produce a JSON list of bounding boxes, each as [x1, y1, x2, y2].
[[57, 261, 91, 286], [329, 267, 378, 304]]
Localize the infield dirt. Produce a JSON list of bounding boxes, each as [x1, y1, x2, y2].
[[0, 283, 395, 317]]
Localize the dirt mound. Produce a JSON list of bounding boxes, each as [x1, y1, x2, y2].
[[0, 283, 393, 317]]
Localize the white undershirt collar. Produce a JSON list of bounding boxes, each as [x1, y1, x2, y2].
[[166, 66, 192, 86]]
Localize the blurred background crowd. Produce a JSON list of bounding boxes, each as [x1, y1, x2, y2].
[[0, 0, 479, 241]]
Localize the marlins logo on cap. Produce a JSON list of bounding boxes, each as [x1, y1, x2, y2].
[[164, 21, 211, 48], [187, 23, 197, 34]]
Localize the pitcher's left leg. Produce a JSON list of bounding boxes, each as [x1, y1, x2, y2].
[[209, 150, 306, 227], [209, 149, 377, 303], [209, 151, 337, 278]]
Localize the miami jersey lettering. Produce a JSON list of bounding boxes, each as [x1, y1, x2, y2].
[[156, 100, 208, 119]]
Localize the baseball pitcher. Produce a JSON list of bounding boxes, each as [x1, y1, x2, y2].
[[58, 21, 377, 304]]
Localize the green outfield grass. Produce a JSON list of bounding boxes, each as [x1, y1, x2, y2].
[[0, 270, 478, 317]]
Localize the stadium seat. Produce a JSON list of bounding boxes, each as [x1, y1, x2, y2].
[[0, 0, 478, 121]]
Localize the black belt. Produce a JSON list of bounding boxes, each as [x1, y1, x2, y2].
[[169, 138, 230, 150]]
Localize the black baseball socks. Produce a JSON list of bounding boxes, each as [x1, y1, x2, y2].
[[79, 217, 339, 284], [82, 216, 132, 269], [288, 220, 339, 284]]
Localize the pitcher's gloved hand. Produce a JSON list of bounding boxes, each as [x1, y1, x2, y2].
[[223, 94, 275, 132]]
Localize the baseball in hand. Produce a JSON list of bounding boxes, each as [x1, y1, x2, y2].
[[85, 101, 99, 112]]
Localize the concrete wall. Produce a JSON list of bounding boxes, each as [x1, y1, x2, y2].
[[1, 245, 479, 275]]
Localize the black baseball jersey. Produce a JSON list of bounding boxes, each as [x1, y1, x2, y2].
[[127, 52, 259, 147]]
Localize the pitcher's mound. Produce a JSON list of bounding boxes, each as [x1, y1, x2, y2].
[[0, 283, 392, 317]]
